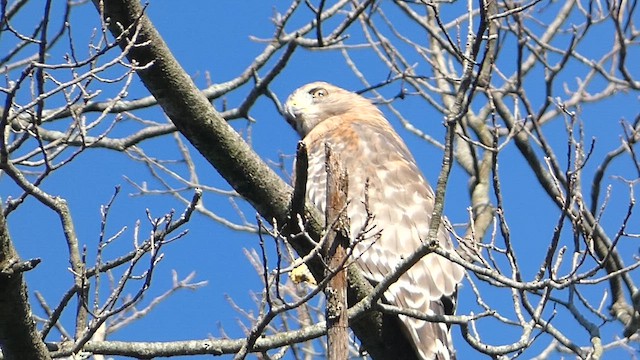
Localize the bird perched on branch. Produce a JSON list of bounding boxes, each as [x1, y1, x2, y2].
[[283, 81, 465, 360]]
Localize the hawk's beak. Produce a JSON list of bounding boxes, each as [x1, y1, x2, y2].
[[283, 101, 301, 128], [284, 102, 298, 121]]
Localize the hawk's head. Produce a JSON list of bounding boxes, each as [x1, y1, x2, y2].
[[284, 82, 371, 137]]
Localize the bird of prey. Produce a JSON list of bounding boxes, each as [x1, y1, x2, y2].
[[283, 82, 465, 359]]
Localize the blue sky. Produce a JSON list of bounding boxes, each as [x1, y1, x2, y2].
[[3, 1, 639, 359]]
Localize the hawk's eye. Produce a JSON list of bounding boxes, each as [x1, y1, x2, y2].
[[310, 88, 328, 98]]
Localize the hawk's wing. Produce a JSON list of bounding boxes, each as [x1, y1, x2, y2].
[[302, 115, 464, 360]]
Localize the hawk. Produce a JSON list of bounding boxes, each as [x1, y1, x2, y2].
[[283, 82, 465, 359]]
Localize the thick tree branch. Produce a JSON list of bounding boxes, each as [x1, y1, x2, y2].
[[0, 206, 51, 360]]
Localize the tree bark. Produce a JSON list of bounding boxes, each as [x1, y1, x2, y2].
[[323, 146, 349, 360], [0, 206, 51, 360]]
